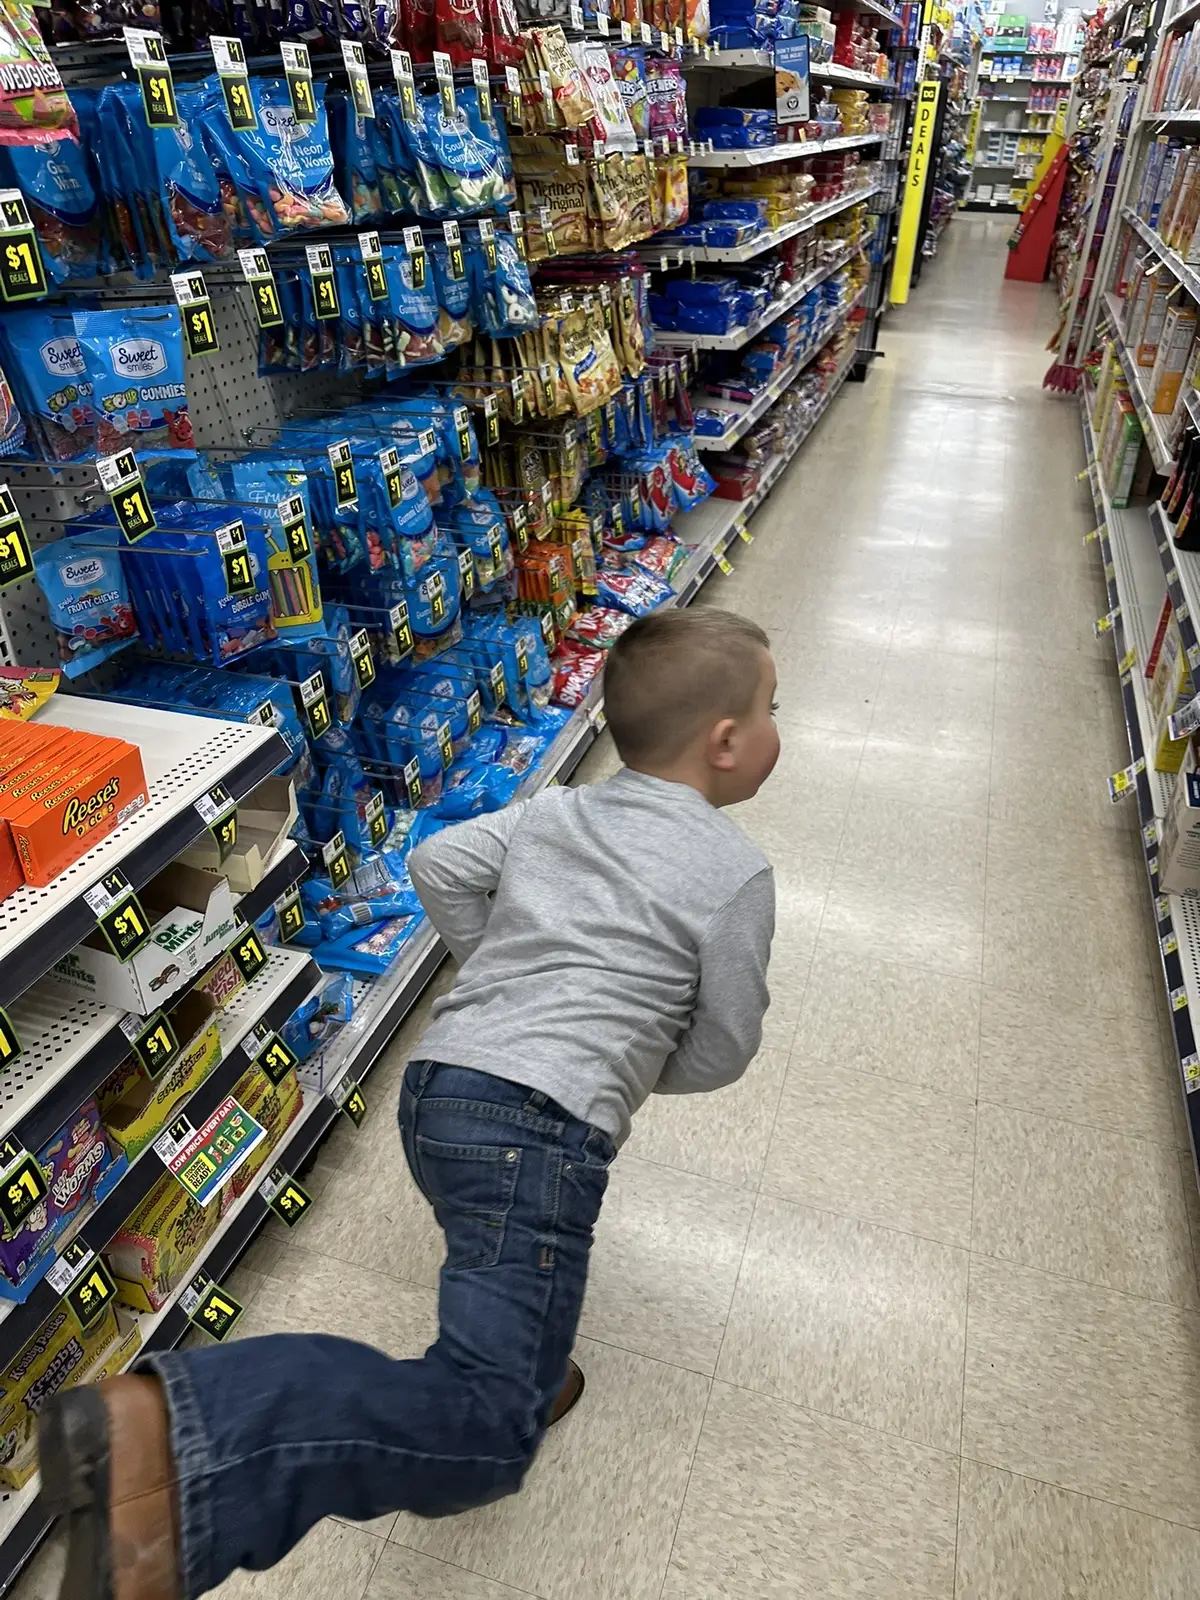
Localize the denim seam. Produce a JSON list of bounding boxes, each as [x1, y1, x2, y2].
[[415, 1097, 566, 1137], [136, 1350, 217, 1599]]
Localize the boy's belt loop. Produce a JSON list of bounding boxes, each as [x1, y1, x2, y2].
[[523, 1090, 549, 1113]]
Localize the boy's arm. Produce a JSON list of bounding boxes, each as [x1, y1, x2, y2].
[[408, 802, 530, 964], [654, 868, 775, 1095]]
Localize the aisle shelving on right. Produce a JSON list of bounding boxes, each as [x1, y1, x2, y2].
[[1065, 0, 1200, 1185]]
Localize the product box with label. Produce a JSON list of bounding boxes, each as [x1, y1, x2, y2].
[[51, 862, 238, 1013], [106, 1170, 223, 1314], [98, 990, 222, 1164], [221, 1057, 303, 1212], [1159, 747, 1200, 893], [0, 1303, 140, 1489], [0, 1098, 127, 1301], [178, 776, 298, 894]]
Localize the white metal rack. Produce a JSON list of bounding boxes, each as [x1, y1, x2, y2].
[[641, 184, 881, 266], [686, 132, 882, 170], [1101, 291, 1176, 473]]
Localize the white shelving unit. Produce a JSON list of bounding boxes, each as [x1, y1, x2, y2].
[[641, 184, 881, 266], [686, 132, 882, 171], [1101, 291, 1176, 472]]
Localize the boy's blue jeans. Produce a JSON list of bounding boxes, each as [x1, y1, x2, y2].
[[139, 1061, 615, 1599]]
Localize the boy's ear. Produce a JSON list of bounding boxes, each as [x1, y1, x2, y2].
[[706, 717, 738, 771]]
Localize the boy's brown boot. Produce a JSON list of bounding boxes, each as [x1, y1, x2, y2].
[[38, 1374, 182, 1600], [549, 1359, 585, 1424]]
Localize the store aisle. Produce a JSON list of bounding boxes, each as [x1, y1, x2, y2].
[[17, 220, 1200, 1600]]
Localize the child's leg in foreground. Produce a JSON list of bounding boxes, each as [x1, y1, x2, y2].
[[39, 1063, 613, 1600]]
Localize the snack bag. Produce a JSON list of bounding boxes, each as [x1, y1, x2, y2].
[[608, 47, 650, 141], [434, 0, 485, 62], [558, 307, 621, 414], [0, 668, 57, 720], [151, 87, 233, 263], [33, 528, 138, 678], [383, 242, 446, 365], [0, 126, 98, 283], [222, 76, 350, 236], [423, 88, 509, 215], [0, 0, 78, 145], [531, 26, 597, 128], [574, 42, 636, 152], [329, 91, 386, 222], [430, 238, 475, 347], [470, 228, 537, 335], [0, 308, 93, 460], [73, 304, 191, 456]]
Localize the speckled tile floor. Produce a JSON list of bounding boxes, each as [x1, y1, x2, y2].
[[15, 220, 1200, 1600]]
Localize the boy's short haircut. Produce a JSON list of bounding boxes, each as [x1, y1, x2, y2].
[[604, 608, 771, 765]]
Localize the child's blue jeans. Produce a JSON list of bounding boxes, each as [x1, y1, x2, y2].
[[140, 1060, 615, 1599]]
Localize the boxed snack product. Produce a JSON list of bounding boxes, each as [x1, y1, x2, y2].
[[0, 1302, 140, 1490], [51, 861, 239, 1013], [219, 1057, 303, 1211], [106, 1169, 223, 1314], [98, 990, 222, 1164], [0, 1097, 127, 1298]]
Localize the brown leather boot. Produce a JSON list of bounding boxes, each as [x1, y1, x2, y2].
[[38, 1374, 182, 1600], [549, 1359, 585, 1425]]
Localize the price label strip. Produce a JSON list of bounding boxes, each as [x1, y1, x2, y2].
[[300, 668, 332, 740], [330, 1076, 368, 1128], [402, 224, 427, 289], [509, 209, 527, 263], [365, 789, 388, 849], [120, 1008, 179, 1080], [275, 886, 305, 944], [124, 27, 179, 127], [84, 869, 152, 963], [97, 450, 156, 543], [358, 230, 388, 301], [328, 440, 357, 508], [1108, 758, 1145, 803], [278, 493, 311, 563], [157, 1096, 266, 1207], [216, 519, 254, 598], [443, 219, 466, 282], [341, 39, 376, 117], [260, 1166, 313, 1227], [349, 628, 376, 689], [472, 57, 493, 123], [390, 600, 414, 659], [47, 1241, 119, 1331], [229, 920, 267, 983], [183, 1271, 244, 1341], [391, 49, 419, 122], [195, 781, 238, 862], [458, 546, 476, 600], [0, 484, 32, 590], [433, 50, 456, 119], [306, 244, 340, 320], [238, 249, 283, 329], [323, 830, 351, 891], [0, 190, 46, 304], [0, 1005, 19, 1068], [171, 270, 219, 358], [505, 64, 523, 125], [211, 35, 255, 128], [281, 41, 317, 123], [403, 757, 423, 810], [483, 391, 500, 446], [0, 1142, 46, 1234]]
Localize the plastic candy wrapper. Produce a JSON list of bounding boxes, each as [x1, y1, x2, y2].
[[645, 58, 686, 144], [0, 308, 92, 461], [608, 48, 650, 141], [434, 0, 485, 63], [432, 758, 523, 817], [423, 86, 510, 215], [566, 604, 634, 648], [632, 534, 689, 585], [220, 77, 350, 238], [0, 0, 78, 146], [0, 668, 58, 720], [596, 568, 673, 615], [0, 129, 99, 283], [315, 912, 424, 975], [551, 639, 604, 707], [279, 972, 355, 1061], [530, 26, 597, 128], [152, 88, 233, 262], [302, 846, 423, 938], [73, 304, 190, 456], [33, 529, 138, 679]]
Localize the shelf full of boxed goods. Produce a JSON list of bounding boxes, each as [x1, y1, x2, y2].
[[0, 0, 900, 1578], [1057, 0, 1200, 1207]]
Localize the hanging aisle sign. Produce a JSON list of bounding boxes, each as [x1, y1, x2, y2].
[[890, 80, 941, 308], [773, 36, 810, 125]]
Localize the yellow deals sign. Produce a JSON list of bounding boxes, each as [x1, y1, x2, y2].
[[890, 81, 942, 308]]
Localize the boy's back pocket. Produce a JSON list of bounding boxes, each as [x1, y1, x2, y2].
[[414, 1136, 522, 1270]]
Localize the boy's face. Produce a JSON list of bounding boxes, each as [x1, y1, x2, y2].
[[713, 648, 780, 806]]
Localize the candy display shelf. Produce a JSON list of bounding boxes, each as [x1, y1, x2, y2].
[[0, 705, 286, 1009], [642, 184, 882, 266], [656, 239, 865, 353], [686, 131, 882, 170], [1101, 292, 1176, 472], [690, 287, 868, 450], [1078, 388, 1200, 1178], [0, 839, 307, 1159], [0, 947, 320, 1374]]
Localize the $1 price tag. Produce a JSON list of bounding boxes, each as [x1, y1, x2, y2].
[[0, 484, 32, 590], [306, 244, 340, 320], [171, 270, 219, 357], [0, 190, 46, 304], [47, 1241, 118, 1331], [239, 249, 283, 329], [121, 1009, 179, 1080], [84, 869, 152, 963], [184, 1271, 243, 1342], [211, 35, 255, 128], [124, 27, 179, 127], [260, 1166, 313, 1227], [281, 41, 317, 124], [323, 830, 351, 891], [97, 451, 155, 543]]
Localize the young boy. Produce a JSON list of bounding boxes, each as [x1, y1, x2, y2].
[[39, 607, 779, 1600]]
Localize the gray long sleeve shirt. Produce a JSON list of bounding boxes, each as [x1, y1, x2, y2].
[[408, 768, 775, 1144]]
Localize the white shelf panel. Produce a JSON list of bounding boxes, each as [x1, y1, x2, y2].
[[657, 240, 864, 353], [0, 701, 282, 1008], [1122, 207, 1200, 310], [692, 287, 868, 451], [686, 132, 882, 170], [0, 986, 124, 1141], [642, 184, 881, 266]]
